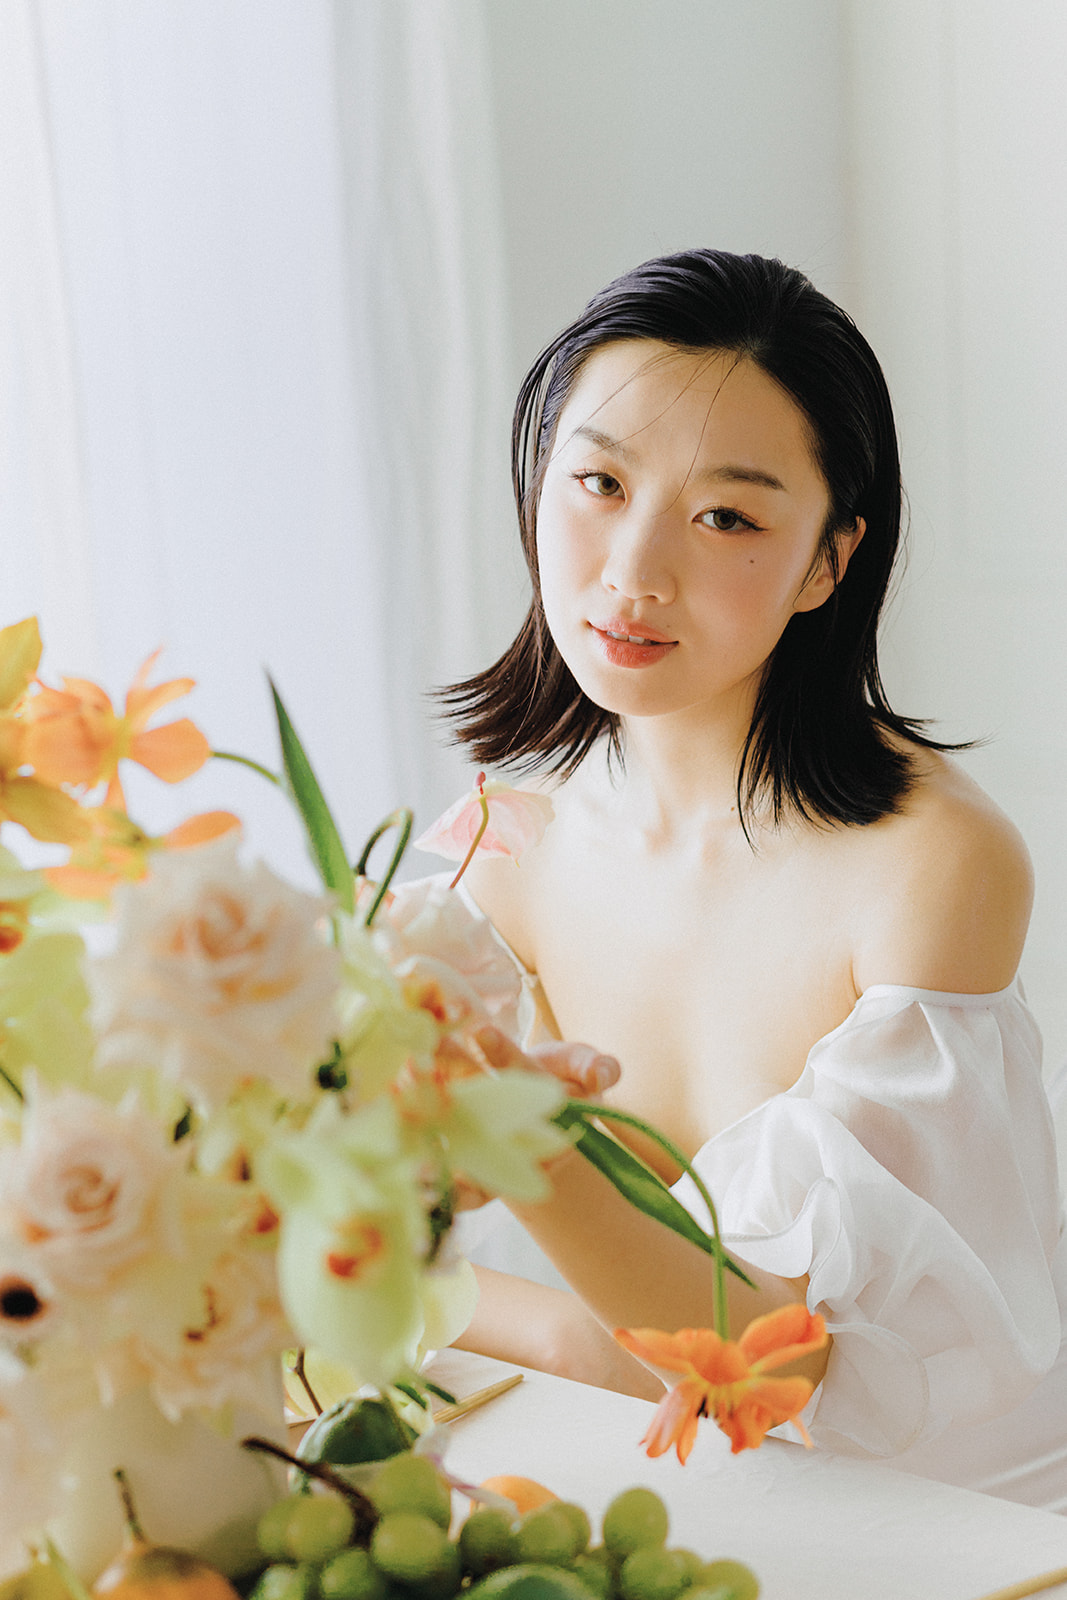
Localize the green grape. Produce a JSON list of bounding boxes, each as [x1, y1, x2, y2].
[[554, 1503, 592, 1555], [285, 1492, 357, 1563], [687, 1559, 760, 1600], [514, 1504, 584, 1566], [257, 1497, 303, 1562], [320, 1547, 391, 1600], [249, 1563, 318, 1600], [671, 1551, 705, 1588], [370, 1511, 454, 1585], [618, 1547, 691, 1600], [569, 1552, 613, 1599], [369, 1453, 453, 1530], [458, 1507, 519, 1576], [465, 1565, 600, 1600], [601, 1489, 669, 1561], [411, 1541, 463, 1600]]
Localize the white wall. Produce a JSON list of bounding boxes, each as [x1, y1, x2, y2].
[[483, 0, 1067, 1071], [844, 1, 1067, 1066], [484, 0, 852, 385]]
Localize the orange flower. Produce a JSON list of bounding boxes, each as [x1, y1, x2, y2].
[[20, 648, 211, 810], [0, 618, 90, 846], [615, 1304, 828, 1461], [44, 806, 240, 900]]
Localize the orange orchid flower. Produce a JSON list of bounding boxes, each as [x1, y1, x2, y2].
[[0, 618, 89, 846], [615, 1303, 828, 1461], [44, 806, 240, 900], [20, 648, 211, 811]]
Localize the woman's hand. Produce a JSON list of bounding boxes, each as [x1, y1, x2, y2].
[[474, 1023, 620, 1098]]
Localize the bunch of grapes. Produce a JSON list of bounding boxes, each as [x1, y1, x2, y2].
[[246, 1456, 759, 1600]]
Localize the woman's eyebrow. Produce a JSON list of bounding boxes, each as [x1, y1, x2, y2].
[[570, 425, 639, 462], [569, 426, 787, 493], [697, 464, 787, 492]]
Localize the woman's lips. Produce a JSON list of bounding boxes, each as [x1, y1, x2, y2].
[[589, 620, 677, 668]]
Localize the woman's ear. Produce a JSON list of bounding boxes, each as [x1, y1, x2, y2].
[[792, 517, 866, 614]]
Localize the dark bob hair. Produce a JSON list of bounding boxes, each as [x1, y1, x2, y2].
[[439, 248, 954, 829]]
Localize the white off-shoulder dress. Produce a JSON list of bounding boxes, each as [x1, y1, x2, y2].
[[669, 982, 1067, 1513], [446, 882, 1067, 1512]]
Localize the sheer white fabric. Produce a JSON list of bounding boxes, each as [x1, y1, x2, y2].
[[672, 983, 1067, 1511], [452, 878, 1067, 1510]]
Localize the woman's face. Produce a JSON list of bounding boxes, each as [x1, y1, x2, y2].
[[535, 340, 859, 732]]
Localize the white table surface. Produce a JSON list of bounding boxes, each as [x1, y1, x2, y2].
[[428, 1350, 1067, 1600]]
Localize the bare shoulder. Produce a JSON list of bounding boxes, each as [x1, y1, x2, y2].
[[848, 748, 1033, 997]]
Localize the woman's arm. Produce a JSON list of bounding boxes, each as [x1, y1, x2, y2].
[[505, 1137, 830, 1390], [453, 1264, 665, 1399], [474, 1027, 829, 1391]]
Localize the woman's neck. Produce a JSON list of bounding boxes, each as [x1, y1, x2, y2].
[[600, 707, 754, 847]]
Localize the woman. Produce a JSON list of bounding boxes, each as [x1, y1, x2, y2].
[[439, 251, 1067, 1510]]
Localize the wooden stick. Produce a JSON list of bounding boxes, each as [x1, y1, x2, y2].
[[973, 1566, 1067, 1600], [432, 1372, 523, 1424]]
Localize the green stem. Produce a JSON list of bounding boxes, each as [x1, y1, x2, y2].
[[212, 749, 283, 786], [113, 1469, 145, 1542], [448, 777, 490, 890], [355, 809, 413, 927], [292, 1348, 322, 1416], [0, 1059, 23, 1102], [43, 1540, 94, 1600], [566, 1099, 730, 1339]]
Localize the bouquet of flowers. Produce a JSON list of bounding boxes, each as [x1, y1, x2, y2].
[[0, 616, 824, 1570]]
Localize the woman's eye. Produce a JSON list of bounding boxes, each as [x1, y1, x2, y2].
[[700, 507, 755, 532], [577, 472, 622, 498]]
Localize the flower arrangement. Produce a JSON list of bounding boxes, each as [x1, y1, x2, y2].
[[0, 615, 823, 1572]]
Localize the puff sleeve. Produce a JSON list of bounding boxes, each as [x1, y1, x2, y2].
[[673, 984, 1066, 1458]]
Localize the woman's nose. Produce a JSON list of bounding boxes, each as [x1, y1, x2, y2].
[[600, 510, 676, 603]]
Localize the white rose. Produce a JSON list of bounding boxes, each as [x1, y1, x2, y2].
[[133, 1246, 290, 1420], [91, 841, 342, 1111], [0, 1086, 184, 1295], [379, 878, 523, 1038]]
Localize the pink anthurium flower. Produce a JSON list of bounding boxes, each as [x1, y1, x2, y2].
[[415, 773, 554, 886]]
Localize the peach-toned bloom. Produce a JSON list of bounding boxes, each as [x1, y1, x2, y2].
[[380, 876, 523, 1037], [20, 648, 211, 810], [615, 1304, 829, 1461], [0, 618, 89, 847], [91, 840, 341, 1110], [414, 776, 554, 865], [131, 1247, 289, 1420], [0, 1085, 185, 1294], [44, 805, 240, 900]]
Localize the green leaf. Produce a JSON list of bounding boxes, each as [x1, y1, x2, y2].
[[557, 1105, 754, 1286], [269, 679, 354, 913]]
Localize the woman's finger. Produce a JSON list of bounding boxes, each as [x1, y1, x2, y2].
[[473, 1025, 620, 1095], [530, 1041, 621, 1095]]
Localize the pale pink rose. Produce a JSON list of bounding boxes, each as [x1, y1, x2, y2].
[[379, 878, 522, 1037], [0, 1087, 184, 1295], [91, 841, 342, 1111], [414, 778, 554, 865], [132, 1247, 289, 1420]]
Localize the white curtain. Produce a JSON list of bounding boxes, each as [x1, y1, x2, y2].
[[0, 0, 517, 883]]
